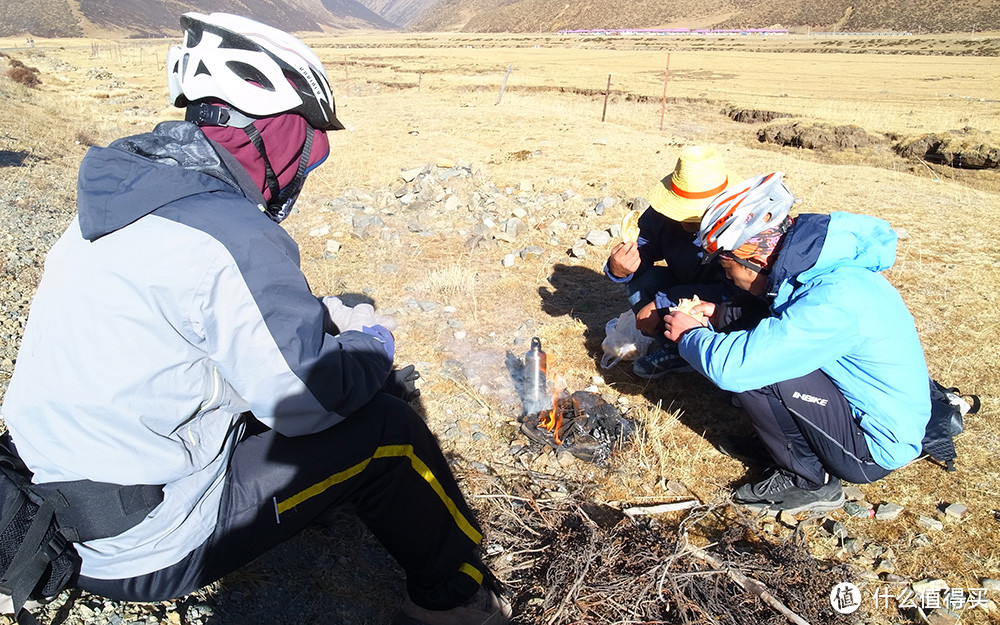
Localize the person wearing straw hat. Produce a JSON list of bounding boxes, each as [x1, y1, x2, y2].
[[662, 172, 930, 514], [605, 145, 766, 379]]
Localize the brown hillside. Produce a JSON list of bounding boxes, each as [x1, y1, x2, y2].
[[0, 0, 82, 38], [411, 0, 1000, 33], [0, 0, 393, 38]]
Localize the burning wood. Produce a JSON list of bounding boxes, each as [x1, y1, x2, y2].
[[520, 390, 634, 464]]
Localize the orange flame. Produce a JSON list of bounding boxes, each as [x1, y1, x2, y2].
[[538, 385, 564, 445]]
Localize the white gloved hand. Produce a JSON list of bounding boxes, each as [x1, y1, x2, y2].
[[321, 296, 398, 334]]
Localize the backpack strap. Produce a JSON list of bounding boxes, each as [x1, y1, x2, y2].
[[2, 492, 68, 620], [2, 434, 164, 542], [32, 481, 163, 543]]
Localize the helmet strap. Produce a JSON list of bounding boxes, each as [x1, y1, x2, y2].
[[185, 102, 257, 129], [277, 128, 313, 208], [241, 122, 282, 209]]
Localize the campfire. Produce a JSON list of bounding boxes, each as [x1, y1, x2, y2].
[[510, 337, 634, 464], [520, 389, 634, 465]]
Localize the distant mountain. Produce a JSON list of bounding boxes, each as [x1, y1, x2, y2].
[[410, 0, 1000, 34], [0, 0, 395, 38], [355, 0, 439, 28], [3, 0, 996, 37]]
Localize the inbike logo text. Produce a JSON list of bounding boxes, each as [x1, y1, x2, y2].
[[792, 391, 829, 406]]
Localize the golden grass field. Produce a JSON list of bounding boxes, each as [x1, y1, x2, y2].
[[1, 30, 999, 624]]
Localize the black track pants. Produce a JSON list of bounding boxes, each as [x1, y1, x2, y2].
[[78, 393, 484, 610], [737, 370, 892, 488]]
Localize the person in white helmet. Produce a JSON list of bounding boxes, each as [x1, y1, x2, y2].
[[661, 172, 931, 514], [0, 13, 508, 625]]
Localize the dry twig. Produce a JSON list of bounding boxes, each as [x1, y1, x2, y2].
[[682, 540, 812, 625]]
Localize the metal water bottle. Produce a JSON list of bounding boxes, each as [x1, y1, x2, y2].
[[524, 337, 547, 413]]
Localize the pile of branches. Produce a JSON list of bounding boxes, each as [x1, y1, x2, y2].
[[473, 471, 862, 625]]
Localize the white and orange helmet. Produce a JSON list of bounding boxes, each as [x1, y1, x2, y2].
[[697, 172, 795, 261]]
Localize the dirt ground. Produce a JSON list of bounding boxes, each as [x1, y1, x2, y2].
[[1, 31, 998, 625]]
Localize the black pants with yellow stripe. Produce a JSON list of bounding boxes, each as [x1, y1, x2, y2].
[[78, 393, 485, 610]]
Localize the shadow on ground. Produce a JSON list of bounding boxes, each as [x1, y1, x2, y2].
[[536, 262, 755, 465]]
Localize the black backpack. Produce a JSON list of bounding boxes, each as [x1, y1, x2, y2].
[[0, 432, 163, 624], [921, 378, 980, 472]]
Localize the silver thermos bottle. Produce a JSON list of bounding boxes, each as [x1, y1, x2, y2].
[[524, 337, 547, 413]]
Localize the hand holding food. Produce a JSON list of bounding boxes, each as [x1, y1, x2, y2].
[[620, 210, 640, 243], [668, 296, 707, 323]]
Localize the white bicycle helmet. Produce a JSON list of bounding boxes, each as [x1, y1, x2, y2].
[[167, 12, 344, 131], [697, 172, 795, 260]]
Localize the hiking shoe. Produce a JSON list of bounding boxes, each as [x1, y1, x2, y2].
[[733, 469, 845, 514], [632, 345, 692, 378]]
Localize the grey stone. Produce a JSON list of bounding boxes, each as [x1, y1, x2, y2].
[[918, 515, 944, 531], [875, 502, 904, 521], [777, 510, 798, 527], [400, 166, 423, 182], [843, 485, 865, 501], [824, 519, 847, 538], [631, 197, 651, 212], [913, 578, 949, 597], [585, 229, 612, 246], [569, 244, 588, 258], [595, 196, 616, 215], [844, 501, 871, 517], [943, 503, 968, 520], [980, 578, 1000, 592], [504, 217, 527, 236], [352, 214, 385, 230], [922, 607, 960, 625], [842, 537, 861, 554], [502, 254, 516, 268], [520, 245, 544, 260]]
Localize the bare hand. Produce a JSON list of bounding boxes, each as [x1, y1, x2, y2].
[[663, 310, 709, 342], [635, 300, 663, 336], [608, 241, 641, 278], [690, 301, 719, 327]]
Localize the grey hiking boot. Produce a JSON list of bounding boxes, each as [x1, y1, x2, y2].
[[733, 469, 845, 514], [632, 344, 692, 378]]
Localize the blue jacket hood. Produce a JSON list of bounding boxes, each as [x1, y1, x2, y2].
[[77, 121, 262, 241], [769, 212, 898, 306]]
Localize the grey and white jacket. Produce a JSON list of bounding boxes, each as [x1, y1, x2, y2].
[[1, 121, 392, 579]]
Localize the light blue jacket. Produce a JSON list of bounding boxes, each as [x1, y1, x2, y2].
[[679, 212, 930, 470]]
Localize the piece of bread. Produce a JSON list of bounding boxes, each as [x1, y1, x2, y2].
[[669, 295, 706, 322], [621, 210, 640, 243]]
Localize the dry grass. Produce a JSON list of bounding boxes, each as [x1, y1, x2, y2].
[[1, 31, 999, 624]]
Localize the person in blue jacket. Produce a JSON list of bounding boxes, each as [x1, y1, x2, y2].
[[662, 172, 931, 514], [1, 13, 507, 625]]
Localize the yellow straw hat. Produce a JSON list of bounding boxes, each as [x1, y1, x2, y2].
[[646, 146, 731, 223]]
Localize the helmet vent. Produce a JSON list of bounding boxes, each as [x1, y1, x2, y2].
[[218, 37, 259, 51], [184, 27, 202, 48], [227, 61, 274, 91], [194, 60, 211, 77]]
